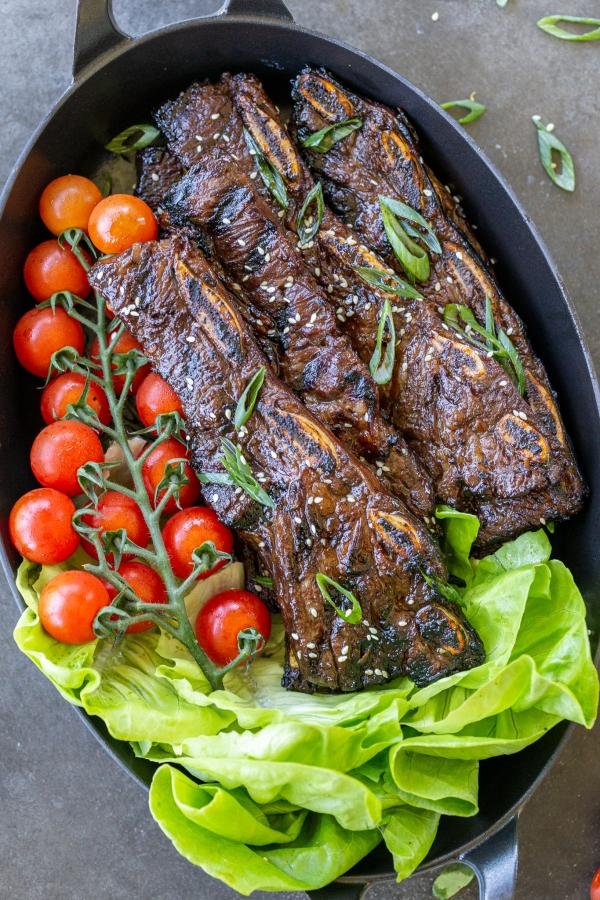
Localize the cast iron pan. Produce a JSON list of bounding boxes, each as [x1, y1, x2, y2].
[[1, 1, 598, 897]]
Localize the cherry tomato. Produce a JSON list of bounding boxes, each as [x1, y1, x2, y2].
[[13, 306, 85, 378], [40, 372, 111, 427], [39, 570, 110, 644], [162, 507, 233, 579], [9, 488, 79, 564], [195, 589, 271, 666], [88, 194, 158, 254], [105, 561, 167, 634], [135, 373, 184, 428], [591, 868, 600, 900], [23, 239, 90, 302], [81, 491, 150, 561], [141, 438, 200, 514], [39, 175, 102, 235], [30, 420, 104, 496], [90, 329, 150, 394]]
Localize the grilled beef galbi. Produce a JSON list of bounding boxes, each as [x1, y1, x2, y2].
[[88, 234, 484, 692], [153, 74, 585, 549]]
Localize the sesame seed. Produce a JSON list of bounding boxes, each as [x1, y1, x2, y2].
[[250, 172, 257, 180], [308, 652, 318, 659], [456, 251, 463, 260], [195, 134, 203, 142], [225, 408, 232, 420], [374, 668, 383, 676], [237, 238, 246, 247], [341, 645, 349, 654], [294, 515, 302, 525], [499, 379, 508, 386], [306, 642, 316, 649], [211, 112, 220, 120], [423, 188, 432, 197], [222, 134, 230, 143], [446, 276, 453, 284], [305, 538, 312, 547], [407, 598, 415, 605], [365, 668, 374, 676], [309, 607, 318, 618], [291, 632, 299, 640], [211, 493, 219, 503], [346, 494, 356, 503], [399, 619, 408, 627], [150, 172, 159, 182], [314, 496, 323, 504], [258, 541, 266, 549], [270, 450, 277, 459], [185, 377, 194, 390], [314, 267, 321, 276], [337, 655, 348, 663], [213, 132, 220, 140], [434, 282, 441, 292], [186, 334, 195, 342], [310, 312, 317, 323]]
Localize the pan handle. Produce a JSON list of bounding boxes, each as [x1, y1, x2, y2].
[[220, 0, 294, 21], [460, 815, 519, 899], [73, 0, 128, 77]]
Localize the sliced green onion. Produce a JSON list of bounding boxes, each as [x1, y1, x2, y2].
[[379, 196, 441, 282], [532, 117, 575, 192], [297, 182, 324, 245], [254, 575, 274, 588], [537, 15, 600, 41], [234, 366, 266, 431], [432, 864, 475, 899], [199, 439, 274, 509], [353, 266, 423, 300], [441, 99, 487, 125], [315, 573, 362, 624], [105, 124, 160, 154], [369, 298, 396, 385], [244, 130, 288, 209], [301, 117, 363, 154], [496, 0, 508, 7]]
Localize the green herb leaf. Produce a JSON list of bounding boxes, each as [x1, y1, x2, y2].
[[105, 124, 160, 154], [297, 182, 324, 245], [354, 266, 423, 300], [301, 117, 363, 153], [234, 367, 266, 431], [379, 196, 441, 282], [244, 130, 288, 209], [200, 439, 275, 509], [253, 575, 274, 588], [315, 573, 362, 624], [369, 298, 396, 385], [532, 117, 575, 192], [441, 99, 487, 125], [537, 15, 600, 41], [432, 863, 475, 899]]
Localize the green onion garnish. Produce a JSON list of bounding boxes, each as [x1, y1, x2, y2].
[[254, 575, 274, 588], [354, 266, 423, 300], [244, 130, 288, 209], [301, 118, 363, 154], [105, 124, 160, 154], [199, 439, 275, 509], [297, 182, 324, 245], [379, 195, 441, 282], [532, 117, 575, 192], [537, 15, 600, 41], [315, 573, 362, 624], [234, 367, 266, 431], [441, 99, 487, 125], [369, 298, 396, 386]]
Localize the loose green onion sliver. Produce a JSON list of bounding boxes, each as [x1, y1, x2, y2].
[[379, 196, 441, 282], [297, 182, 324, 245], [244, 130, 289, 209], [354, 266, 423, 300], [537, 15, 600, 41], [532, 117, 575, 193], [105, 124, 160, 154], [301, 118, 363, 153], [370, 298, 396, 385], [234, 366, 266, 430], [440, 99, 487, 125], [315, 573, 362, 624]]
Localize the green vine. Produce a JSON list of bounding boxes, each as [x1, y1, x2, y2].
[[44, 229, 264, 691]]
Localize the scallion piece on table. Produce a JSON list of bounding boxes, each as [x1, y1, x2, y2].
[[441, 99, 487, 125], [537, 15, 600, 41], [532, 116, 575, 192]]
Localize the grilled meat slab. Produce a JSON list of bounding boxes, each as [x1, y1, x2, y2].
[[153, 74, 585, 549], [88, 234, 484, 692]]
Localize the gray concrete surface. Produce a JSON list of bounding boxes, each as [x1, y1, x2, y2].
[[1, 1, 599, 898]]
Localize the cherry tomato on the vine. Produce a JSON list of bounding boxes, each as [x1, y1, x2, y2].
[[162, 507, 233, 579], [39, 570, 110, 644], [30, 420, 104, 496], [13, 306, 85, 378], [141, 438, 200, 514], [40, 372, 111, 427], [39, 175, 102, 235], [591, 868, 600, 900], [195, 589, 271, 666], [88, 194, 158, 254], [135, 373, 184, 428], [81, 491, 150, 561], [23, 239, 90, 302], [103, 561, 167, 634], [9, 488, 79, 564], [90, 329, 150, 394]]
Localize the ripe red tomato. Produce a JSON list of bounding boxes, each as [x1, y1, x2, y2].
[[39, 175, 102, 235], [23, 239, 90, 302], [591, 868, 600, 900], [30, 420, 104, 496], [141, 438, 200, 514], [88, 194, 158, 254], [105, 561, 167, 634], [40, 372, 111, 426], [135, 373, 184, 428], [9, 488, 79, 564], [13, 306, 85, 378], [162, 507, 233, 579], [81, 491, 150, 561], [39, 570, 110, 644], [195, 589, 271, 666], [90, 329, 150, 394]]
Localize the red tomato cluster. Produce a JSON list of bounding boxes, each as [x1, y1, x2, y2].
[[9, 173, 270, 666]]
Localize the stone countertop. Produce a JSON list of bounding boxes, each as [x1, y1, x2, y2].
[[0, 1, 598, 898]]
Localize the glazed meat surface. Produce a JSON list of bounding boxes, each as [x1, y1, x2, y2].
[[88, 235, 484, 692]]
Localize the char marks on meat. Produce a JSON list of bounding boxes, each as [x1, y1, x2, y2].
[[88, 235, 484, 692]]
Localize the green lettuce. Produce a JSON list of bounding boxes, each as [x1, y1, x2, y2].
[[13, 512, 598, 894]]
